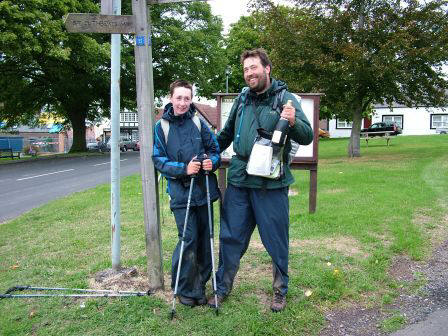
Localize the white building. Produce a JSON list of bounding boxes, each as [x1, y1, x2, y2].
[[327, 104, 448, 138]]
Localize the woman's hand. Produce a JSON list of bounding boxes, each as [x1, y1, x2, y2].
[[186, 157, 201, 175], [202, 159, 212, 171]]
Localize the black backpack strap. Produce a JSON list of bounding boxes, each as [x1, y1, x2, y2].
[[272, 88, 287, 113]]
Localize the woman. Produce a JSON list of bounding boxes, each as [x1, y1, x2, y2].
[[152, 80, 220, 306]]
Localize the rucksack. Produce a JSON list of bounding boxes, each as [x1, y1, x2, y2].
[[236, 87, 300, 165], [159, 115, 201, 144]]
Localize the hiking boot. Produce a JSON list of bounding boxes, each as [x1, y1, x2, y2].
[[196, 296, 207, 306], [178, 295, 196, 307], [270, 291, 286, 312], [207, 294, 225, 308]]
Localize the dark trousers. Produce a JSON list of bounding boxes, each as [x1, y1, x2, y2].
[[171, 204, 213, 299], [215, 184, 289, 297]]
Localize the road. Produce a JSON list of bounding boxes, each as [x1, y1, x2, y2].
[[390, 309, 448, 336], [0, 152, 141, 223]]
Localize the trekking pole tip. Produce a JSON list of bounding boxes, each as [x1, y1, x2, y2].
[[169, 310, 176, 320]]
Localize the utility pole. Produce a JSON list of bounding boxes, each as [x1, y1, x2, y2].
[[110, 0, 122, 271]]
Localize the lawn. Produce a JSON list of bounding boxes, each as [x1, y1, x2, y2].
[[0, 135, 447, 335]]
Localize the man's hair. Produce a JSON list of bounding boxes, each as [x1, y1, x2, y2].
[[169, 80, 193, 97], [240, 48, 272, 69]]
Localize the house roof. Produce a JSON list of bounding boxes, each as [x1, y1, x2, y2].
[[155, 103, 219, 129]]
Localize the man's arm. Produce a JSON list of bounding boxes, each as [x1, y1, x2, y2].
[[200, 120, 221, 172]]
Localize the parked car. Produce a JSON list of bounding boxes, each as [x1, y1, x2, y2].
[[87, 140, 108, 152], [435, 127, 448, 134], [107, 136, 138, 152], [360, 122, 402, 136]]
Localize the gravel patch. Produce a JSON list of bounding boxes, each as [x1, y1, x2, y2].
[[319, 239, 448, 336]]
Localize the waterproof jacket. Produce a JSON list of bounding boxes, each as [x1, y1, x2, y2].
[[218, 78, 313, 189], [152, 103, 221, 209]]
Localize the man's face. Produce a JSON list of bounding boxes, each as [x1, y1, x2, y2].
[[170, 86, 192, 116], [243, 56, 271, 93]]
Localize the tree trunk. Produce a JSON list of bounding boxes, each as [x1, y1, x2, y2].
[[347, 104, 363, 158], [67, 108, 87, 153]]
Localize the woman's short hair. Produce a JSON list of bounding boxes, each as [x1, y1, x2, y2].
[[170, 80, 193, 97]]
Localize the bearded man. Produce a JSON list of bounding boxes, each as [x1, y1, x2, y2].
[[208, 48, 313, 312]]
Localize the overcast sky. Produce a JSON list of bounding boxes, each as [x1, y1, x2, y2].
[[208, 0, 251, 33]]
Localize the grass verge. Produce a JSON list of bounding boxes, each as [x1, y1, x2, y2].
[[0, 135, 447, 335]]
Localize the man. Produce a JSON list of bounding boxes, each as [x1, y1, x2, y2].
[[208, 48, 313, 312]]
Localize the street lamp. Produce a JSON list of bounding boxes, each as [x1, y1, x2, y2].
[[225, 66, 231, 93]]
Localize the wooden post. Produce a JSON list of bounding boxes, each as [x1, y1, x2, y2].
[[309, 169, 317, 213], [132, 0, 164, 290]]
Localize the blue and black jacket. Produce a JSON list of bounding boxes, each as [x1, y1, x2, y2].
[[152, 103, 221, 209]]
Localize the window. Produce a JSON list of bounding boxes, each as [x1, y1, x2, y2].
[[383, 115, 403, 128], [336, 119, 352, 129], [120, 113, 138, 123], [431, 114, 448, 129]]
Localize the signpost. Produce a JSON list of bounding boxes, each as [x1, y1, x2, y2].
[[65, 0, 207, 290], [65, 13, 135, 34]]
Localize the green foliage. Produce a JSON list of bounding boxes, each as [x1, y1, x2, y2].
[[241, 0, 448, 156], [145, 2, 227, 98], [0, 1, 226, 151]]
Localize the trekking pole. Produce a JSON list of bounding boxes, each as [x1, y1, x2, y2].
[[170, 175, 196, 320], [205, 168, 219, 316]]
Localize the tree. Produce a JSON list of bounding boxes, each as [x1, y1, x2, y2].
[[224, 13, 266, 92], [255, 0, 448, 157], [0, 1, 226, 152]]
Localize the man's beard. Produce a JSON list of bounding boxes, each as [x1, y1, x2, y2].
[[246, 71, 268, 93]]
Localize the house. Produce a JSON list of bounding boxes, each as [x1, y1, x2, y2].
[[325, 103, 448, 138]]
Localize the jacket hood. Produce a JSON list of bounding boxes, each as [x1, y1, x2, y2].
[[162, 102, 196, 122]]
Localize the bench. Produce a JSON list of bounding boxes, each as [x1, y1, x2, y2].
[[0, 137, 23, 159], [360, 131, 394, 147]]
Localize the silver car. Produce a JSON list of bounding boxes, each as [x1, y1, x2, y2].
[[107, 136, 138, 151]]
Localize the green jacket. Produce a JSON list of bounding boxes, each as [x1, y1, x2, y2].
[[218, 78, 313, 189]]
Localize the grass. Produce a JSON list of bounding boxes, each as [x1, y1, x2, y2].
[[0, 151, 105, 165], [1, 135, 447, 335]]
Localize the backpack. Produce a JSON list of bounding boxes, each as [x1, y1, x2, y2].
[[236, 87, 300, 165], [159, 115, 201, 144]]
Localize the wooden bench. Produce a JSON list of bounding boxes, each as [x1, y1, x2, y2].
[[360, 131, 394, 147]]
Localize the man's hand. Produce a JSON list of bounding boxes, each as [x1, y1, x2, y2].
[[281, 104, 296, 127], [186, 157, 201, 175], [202, 159, 212, 171]]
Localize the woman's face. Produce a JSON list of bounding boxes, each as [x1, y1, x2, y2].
[[170, 86, 192, 116]]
